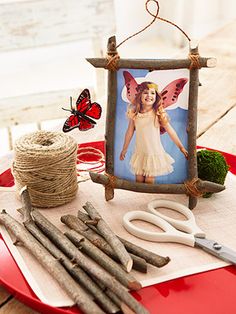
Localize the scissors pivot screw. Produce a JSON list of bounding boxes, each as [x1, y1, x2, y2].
[[213, 242, 222, 250]]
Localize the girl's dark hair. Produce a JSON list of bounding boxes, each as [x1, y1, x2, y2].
[[134, 81, 162, 113]]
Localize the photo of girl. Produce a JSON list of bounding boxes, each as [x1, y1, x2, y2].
[[120, 80, 188, 184], [114, 69, 189, 185]]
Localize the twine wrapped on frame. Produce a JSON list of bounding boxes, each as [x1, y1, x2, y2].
[[12, 131, 78, 208]]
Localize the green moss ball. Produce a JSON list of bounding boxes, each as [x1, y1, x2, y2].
[[197, 149, 229, 198]]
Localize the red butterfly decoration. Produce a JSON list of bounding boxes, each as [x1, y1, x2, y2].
[[62, 89, 102, 132]]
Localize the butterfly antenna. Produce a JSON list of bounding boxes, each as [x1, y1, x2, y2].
[[62, 96, 74, 112], [70, 96, 73, 110], [62, 107, 71, 112]]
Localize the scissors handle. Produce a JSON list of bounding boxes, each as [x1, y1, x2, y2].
[[148, 199, 205, 238], [123, 211, 195, 247]]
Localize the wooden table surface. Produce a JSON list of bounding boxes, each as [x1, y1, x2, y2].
[[1, 20, 236, 314]]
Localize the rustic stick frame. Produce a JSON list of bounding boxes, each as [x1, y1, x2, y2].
[[87, 36, 224, 209]]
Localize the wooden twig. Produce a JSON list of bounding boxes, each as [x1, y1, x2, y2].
[[89, 274, 136, 314], [30, 210, 149, 314], [77, 209, 108, 230], [0, 210, 104, 314], [117, 237, 170, 268], [187, 44, 200, 209], [65, 229, 141, 289], [77, 211, 170, 268], [83, 201, 133, 272], [89, 173, 225, 195], [61, 214, 147, 273], [106, 291, 135, 314], [86, 56, 216, 70], [20, 186, 32, 223], [104, 35, 117, 200]]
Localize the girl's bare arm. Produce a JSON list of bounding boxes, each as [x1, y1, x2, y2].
[[120, 119, 135, 160], [164, 123, 188, 158]]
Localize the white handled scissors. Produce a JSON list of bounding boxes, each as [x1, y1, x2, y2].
[[123, 199, 236, 264]]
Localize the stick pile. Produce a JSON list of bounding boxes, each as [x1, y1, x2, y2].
[[0, 187, 170, 314]]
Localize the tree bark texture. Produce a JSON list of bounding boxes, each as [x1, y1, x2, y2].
[[89, 173, 225, 195], [61, 214, 147, 273], [77, 210, 170, 268], [86, 57, 216, 70], [65, 229, 142, 289], [83, 201, 133, 272], [187, 44, 200, 209]]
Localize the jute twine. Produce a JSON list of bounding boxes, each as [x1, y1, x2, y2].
[[12, 131, 78, 208], [184, 178, 203, 197]]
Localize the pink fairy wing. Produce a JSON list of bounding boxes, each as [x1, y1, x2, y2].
[[123, 71, 138, 105], [161, 78, 188, 108]]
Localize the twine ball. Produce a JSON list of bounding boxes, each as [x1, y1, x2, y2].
[[12, 131, 78, 208]]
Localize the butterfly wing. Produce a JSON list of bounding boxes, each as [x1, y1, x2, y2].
[[76, 89, 91, 113], [161, 78, 188, 108], [63, 115, 79, 132], [85, 102, 102, 120], [76, 88, 102, 120], [78, 116, 95, 131], [123, 71, 138, 105]]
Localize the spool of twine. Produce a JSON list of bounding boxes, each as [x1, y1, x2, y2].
[[12, 131, 78, 208]]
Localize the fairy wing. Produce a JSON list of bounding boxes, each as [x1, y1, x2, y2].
[[159, 78, 188, 135], [161, 78, 188, 108], [123, 71, 138, 105]]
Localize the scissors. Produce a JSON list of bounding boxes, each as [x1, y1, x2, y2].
[[123, 199, 236, 264]]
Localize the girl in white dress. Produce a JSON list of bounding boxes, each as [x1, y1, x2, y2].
[[120, 81, 188, 184]]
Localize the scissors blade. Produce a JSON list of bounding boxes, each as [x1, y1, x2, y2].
[[195, 237, 236, 264]]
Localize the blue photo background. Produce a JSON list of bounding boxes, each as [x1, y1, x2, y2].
[[114, 68, 188, 184]]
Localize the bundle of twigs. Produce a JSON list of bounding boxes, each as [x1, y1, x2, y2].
[[0, 187, 170, 314], [74, 202, 171, 269]]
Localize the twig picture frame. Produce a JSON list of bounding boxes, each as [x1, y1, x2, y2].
[[87, 36, 224, 209]]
